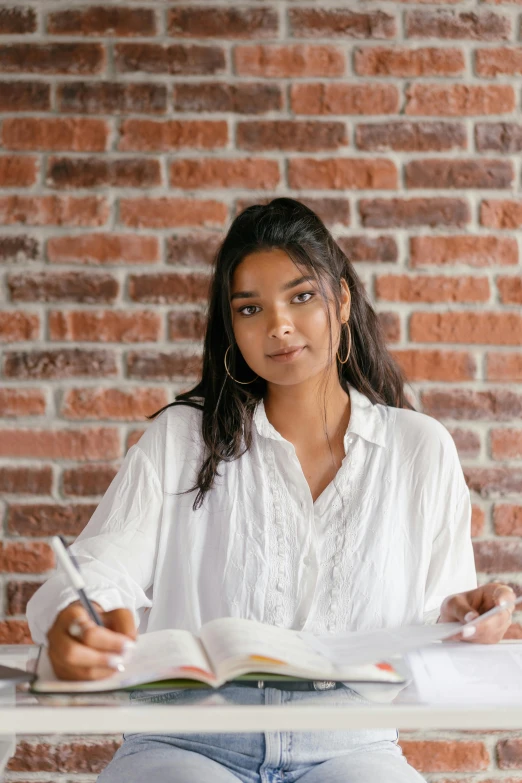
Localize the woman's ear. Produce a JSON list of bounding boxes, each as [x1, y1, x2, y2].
[[340, 279, 351, 323]]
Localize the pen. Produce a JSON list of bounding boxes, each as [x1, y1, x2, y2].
[[461, 594, 522, 635], [51, 535, 104, 626]]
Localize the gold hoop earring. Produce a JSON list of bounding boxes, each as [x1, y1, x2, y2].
[[224, 345, 259, 385], [337, 323, 352, 365]]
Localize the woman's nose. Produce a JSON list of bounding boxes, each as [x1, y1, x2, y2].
[[267, 312, 294, 339]]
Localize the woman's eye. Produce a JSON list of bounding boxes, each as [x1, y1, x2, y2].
[[238, 305, 259, 317], [293, 292, 314, 304]]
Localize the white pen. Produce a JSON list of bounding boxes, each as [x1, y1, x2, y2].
[[460, 594, 522, 638]]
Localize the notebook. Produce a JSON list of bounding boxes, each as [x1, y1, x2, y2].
[[30, 616, 461, 693]]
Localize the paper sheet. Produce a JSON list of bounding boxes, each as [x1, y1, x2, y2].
[[406, 642, 522, 705]]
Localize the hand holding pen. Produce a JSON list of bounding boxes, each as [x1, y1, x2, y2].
[[440, 583, 521, 645], [46, 536, 137, 682]]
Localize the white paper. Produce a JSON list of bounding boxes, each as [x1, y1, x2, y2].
[[407, 641, 522, 705]]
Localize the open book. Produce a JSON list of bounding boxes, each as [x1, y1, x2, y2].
[[30, 616, 461, 693]]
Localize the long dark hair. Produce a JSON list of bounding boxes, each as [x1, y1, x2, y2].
[[148, 197, 413, 510]]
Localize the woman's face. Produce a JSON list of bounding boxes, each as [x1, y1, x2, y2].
[[230, 248, 350, 387]]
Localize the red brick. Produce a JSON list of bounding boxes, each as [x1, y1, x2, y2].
[[174, 82, 282, 114], [378, 311, 401, 342], [0, 542, 54, 574], [355, 46, 464, 76], [289, 9, 396, 38], [119, 197, 227, 228], [61, 387, 168, 421], [487, 353, 522, 382], [465, 467, 522, 497], [400, 740, 489, 772], [337, 235, 397, 263], [391, 349, 476, 381], [47, 156, 161, 189], [0, 43, 105, 75], [168, 7, 278, 38], [63, 464, 118, 497], [115, 43, 225, 75], [471, 505, 486, 536], [0, 81, 50, 111], [0, 620, 31, 644], [405, 158, 513, 189], [0, 195, 109, 227], [48, 234, 160, 265], [58, 81, 166, 114], [3, 349, 117, 380], [406, 84, 515, 115], [0, 311, 39, 342], [491, 429, 522, 459], [406, 10, 511, 39], [127, 350, 202, 380], [356, 121, 466, 151], [291, 83, 399, 115], [8, 271, 118, 304], [7, 503, 96, 537], [170, 159, 280, 189], [2, 117, 109, 151], [127, 429, 145, 450], [168, 310, 207, 340], [237, 121, 347, 152], [235, 197, 351, 227], [498, 276, 522, 304], [167, 232, 223, 266], [411, 312, 522, 345], [476, 123, 522, 152], [8, 739, 121, 773], [410, 235, 518, 267], [288, 158, 397, 189], [498, 739, 522, 769], [0, 388, 46, 416], [494, 504, 522, 536], [0, 235, 39, 263], [49, 310, 161, 343], [0, 427, 119, 460], [119, 119, 227, 152], [0, 466, 52, 495], [481, 200, 522, 228], [0, 7, 36, 33], [477, 48, 522, 76], [360, 198, 470, 228], [0, 156, 38, 187], [421, 389, 522, 420], [48, 7, 156, 36], [7, 581, 43, 615], [235, 45, 345, 77], [129, 272, 210, 304], [474, 540, 522, 573], [377, 274, 489, 303], [448, 425, 482, 454]]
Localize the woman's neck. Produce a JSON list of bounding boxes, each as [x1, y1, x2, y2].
[[263, 375, 351, 448]]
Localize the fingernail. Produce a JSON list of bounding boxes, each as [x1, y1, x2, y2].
[[462, 625, 476, 638], [464, 611, 477, 622], [108, 655, 125, 671], [122, 640, 135, 653]]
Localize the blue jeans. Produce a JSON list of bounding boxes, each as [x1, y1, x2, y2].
[[98, 683, 425, 782]]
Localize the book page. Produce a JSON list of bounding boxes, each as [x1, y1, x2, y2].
[[201, 617, 335, 681], [33, 629, 216, 693]]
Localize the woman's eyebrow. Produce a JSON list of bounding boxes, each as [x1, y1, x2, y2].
[[230, 275, 315, 301]]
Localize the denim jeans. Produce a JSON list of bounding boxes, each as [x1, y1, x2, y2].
[[97, 684, 425, 782]]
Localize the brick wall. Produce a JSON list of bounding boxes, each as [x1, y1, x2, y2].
[[0, 0, 521, 779]]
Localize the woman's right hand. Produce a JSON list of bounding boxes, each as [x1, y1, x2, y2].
[[46, 601, 137, 681]]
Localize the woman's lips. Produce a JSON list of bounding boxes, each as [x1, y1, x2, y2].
[[268, 347, 305, 363]]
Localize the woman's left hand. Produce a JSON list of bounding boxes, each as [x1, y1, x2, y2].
[[438, 582, 517, 644]]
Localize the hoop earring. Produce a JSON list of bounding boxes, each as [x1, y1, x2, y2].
[[224, 345, 259, 385], [337, 323, 352, 365]]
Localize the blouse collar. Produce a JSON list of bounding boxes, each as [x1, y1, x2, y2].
[[253, 384, 387, 449]]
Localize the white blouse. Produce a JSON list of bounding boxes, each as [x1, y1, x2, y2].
[[27, 383, 477, 646]]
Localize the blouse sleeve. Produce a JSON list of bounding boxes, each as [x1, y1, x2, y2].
[[423, 485, 478, 625], [26, 442, 163, 644]]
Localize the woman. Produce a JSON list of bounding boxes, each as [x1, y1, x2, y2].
[[27, 198, 514, 782]]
